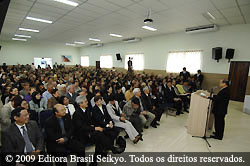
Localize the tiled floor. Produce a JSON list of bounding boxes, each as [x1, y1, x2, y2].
[[129, 101, 250, 152], [86, 101, 250, 153]]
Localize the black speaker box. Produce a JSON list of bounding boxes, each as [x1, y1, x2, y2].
[[226, 48, 235, 61], [212, 47, 222, 62], [116, 53, 121, 60]]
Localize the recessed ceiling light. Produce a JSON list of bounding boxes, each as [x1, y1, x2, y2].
[[142, 26, 157, 31], [110, 33, 123, 38], [14, 34, 31, 38], [207, 12, 216, 20], [74, 41, 85, 44], [12, 38, 27, 41], [53, 0, 78, 7], [65, 43, 76, 46], [26, 16, 53, 24], [89, 38, 101, 42], [19, 27, 39, 33]]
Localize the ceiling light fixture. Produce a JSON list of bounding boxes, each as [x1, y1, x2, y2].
[[110, 33, 123, 38], [74, 41, 85, 44], [142, 26, 157, 31], [12, 38, 27, 41], [26, 16, 53, 24], [53, 0, 79, 7], [14, 34, 31, 38], [89, 38, 101, 42], [65, 43, 76, 46], [207, 12, 216, 20], [19, 27, 39, 33]]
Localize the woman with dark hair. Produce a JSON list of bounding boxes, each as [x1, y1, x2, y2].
[[47, 88, 59, 109], [103, 86, 114, 104], [29, 91, 47, 113], [4, 86, 19, 104]]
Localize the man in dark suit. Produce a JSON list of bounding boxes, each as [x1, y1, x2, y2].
[[73, 96, 122, 166], [209, 79, 230, 140], [194, 69, 204, 89], [66, 85, 78, 104], [179, 67, 190, 80], [1, 107, 44, 166], [162, 80, 182, 115], [45, 104, 85, 166], [141, 86, 162, 128], [128, 57, 133, 73], [92, 96, 119, 145]]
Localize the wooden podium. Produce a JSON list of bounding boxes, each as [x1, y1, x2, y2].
[[187, 90, 214, 137]]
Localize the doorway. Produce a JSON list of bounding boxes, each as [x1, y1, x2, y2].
[[228, 61, 250, 102]]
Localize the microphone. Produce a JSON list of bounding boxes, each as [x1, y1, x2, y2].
[[210, 86, 218, 93]]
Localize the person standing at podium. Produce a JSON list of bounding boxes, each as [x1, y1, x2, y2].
[[209, 79, 230, 140]]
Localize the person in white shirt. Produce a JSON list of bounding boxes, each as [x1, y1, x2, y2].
[[106, 95, 141, 144], [90, 90, 106, 108], [58, 96, 76, 119]]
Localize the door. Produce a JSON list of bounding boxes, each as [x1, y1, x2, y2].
[[228, 61, 250, 102]]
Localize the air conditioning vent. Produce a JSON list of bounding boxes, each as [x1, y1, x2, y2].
[[90, 43, 103, 47], [185, 24, 218, 34], [122, 37, 141, 43]]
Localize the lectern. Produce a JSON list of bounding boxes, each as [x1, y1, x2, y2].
[[187, 90, 213, 137]]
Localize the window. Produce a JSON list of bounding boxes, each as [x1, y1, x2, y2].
[[100, 55, 113, 68], [34, 58, 53, 69], [81, 56, 89, 67], [166, 51, 202, 73], [125, 54, 144, 71]]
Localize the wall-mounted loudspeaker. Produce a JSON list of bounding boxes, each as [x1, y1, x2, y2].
[[116, 53, 122, 61], [225, 48, 235, 62], [212, 47, 222, 62]]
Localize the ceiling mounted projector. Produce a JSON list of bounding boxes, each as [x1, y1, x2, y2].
[[144, 8, 153, 24], [144, 18, 153, 24]]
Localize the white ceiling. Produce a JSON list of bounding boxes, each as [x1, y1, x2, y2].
[[1, 0, 250, 46]]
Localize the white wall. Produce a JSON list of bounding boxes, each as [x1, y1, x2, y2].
[[80, 24, 250, 74], [0, 41, 80, 65], [1, 24, 250, 75]]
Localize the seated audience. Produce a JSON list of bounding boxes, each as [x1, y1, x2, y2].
[[103, 86, 114, 104], [106, 95, 142, 144], [0, 95, 23, 131], [123, 98, 144, 134], [29, 91, 47, 113], [90, 90, 106, 108], [24, 87, 36, 103], [42, 83, 53, 104], [73, 96, 123, 166], [20, 82, 30, 97], [132, 88, 155, 129], [141, 86, 163, 127], [47, 88, 59, 110], [66, 85, 78, 104], [58, 96, 76, 119], [125, 85, 134, 101], [45, 104, 84, 166], [4, 86, 19, 104], [172, 80, 189, 113], [163, 80, 183, 115], [115, 86, 126, 109], [1, 107, 44, 166], [92, 96, 120, 147]]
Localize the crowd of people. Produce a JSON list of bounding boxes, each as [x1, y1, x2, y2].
[[0, 64, 204, 166]]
